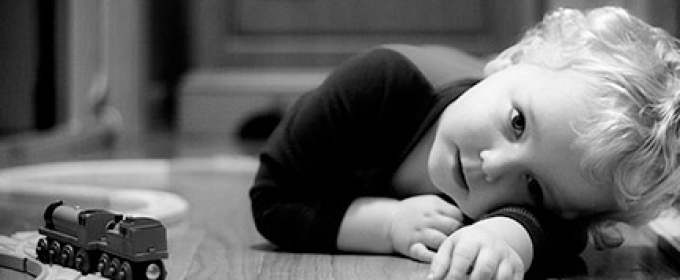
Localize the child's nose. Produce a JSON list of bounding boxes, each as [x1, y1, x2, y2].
[[479, 147, 523, 183]]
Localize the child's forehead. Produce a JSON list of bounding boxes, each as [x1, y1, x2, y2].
[[512, 63, 600, 91], [505, 64, 598, 115]]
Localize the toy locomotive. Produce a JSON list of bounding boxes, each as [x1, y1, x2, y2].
[[35, 201, 168, 280]]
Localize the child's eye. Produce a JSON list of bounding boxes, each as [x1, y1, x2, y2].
[[510, 109, 526, 139], [526, 175, 544, 207]]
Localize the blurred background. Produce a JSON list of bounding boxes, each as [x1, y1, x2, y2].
[[0, 0, 677, 167]]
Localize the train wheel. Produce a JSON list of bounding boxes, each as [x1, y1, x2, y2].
[[60, 244, 75, 268], [108, 258, 121, 279], [74, 249, 91, 275], [49, 240, 61, 265], [36, 238, 49, 263], [144, 261, 166, 280], [97, 253, 111, 277], [115, 261, 133, 280]]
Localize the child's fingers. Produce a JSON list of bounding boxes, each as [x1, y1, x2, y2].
[[468, 248, 500, 280], [409, 242, 435, 263], [430, 215, 463, 235], [435, 200, 464, 220], [494, 259, 521, 280], [445, 239, 480, 279], [428, 237, 455, 280], [421, 228, 448, 250]]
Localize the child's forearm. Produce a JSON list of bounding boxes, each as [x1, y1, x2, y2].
[[472, 216, 534, 271], [337, 197, 400, 253]]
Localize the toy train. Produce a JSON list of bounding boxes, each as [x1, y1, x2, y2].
[[35, 201, 168, 280]]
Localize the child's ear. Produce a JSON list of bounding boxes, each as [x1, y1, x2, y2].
[[591, 222, 625, 250]]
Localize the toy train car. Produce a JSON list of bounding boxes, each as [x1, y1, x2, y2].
[[35, 201, 168, 280]]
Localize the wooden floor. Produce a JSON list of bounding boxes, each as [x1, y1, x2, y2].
[[1, 132, 680, 279]]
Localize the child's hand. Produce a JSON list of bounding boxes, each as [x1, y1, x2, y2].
[[389, 195, 464, 262], [428, 223, 524, 280]]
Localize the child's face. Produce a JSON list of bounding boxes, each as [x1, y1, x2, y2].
[[429, 63, 619, 220]]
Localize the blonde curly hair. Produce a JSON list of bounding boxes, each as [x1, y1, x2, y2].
[[486, 6, 680, 242]]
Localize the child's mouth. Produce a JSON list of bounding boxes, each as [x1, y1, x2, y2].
[[453, 153, 470, 192]]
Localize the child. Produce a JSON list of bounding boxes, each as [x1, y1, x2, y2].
[[250, 6, 680, 280]]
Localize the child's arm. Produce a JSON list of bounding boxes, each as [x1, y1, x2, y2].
[[428, 217, 530, 280], [250, 47, 441, 252], [337, 195, 464, 262]]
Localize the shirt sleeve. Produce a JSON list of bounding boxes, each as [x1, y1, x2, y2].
[[249, 47, 433, 252], [484, 206, 589, 277]]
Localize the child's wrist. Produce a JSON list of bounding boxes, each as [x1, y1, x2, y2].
[[385, 201, 400, 254], [474, 217, 534, 271]]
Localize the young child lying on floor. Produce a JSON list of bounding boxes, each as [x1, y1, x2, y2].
[[250, 6, 680, 280]]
